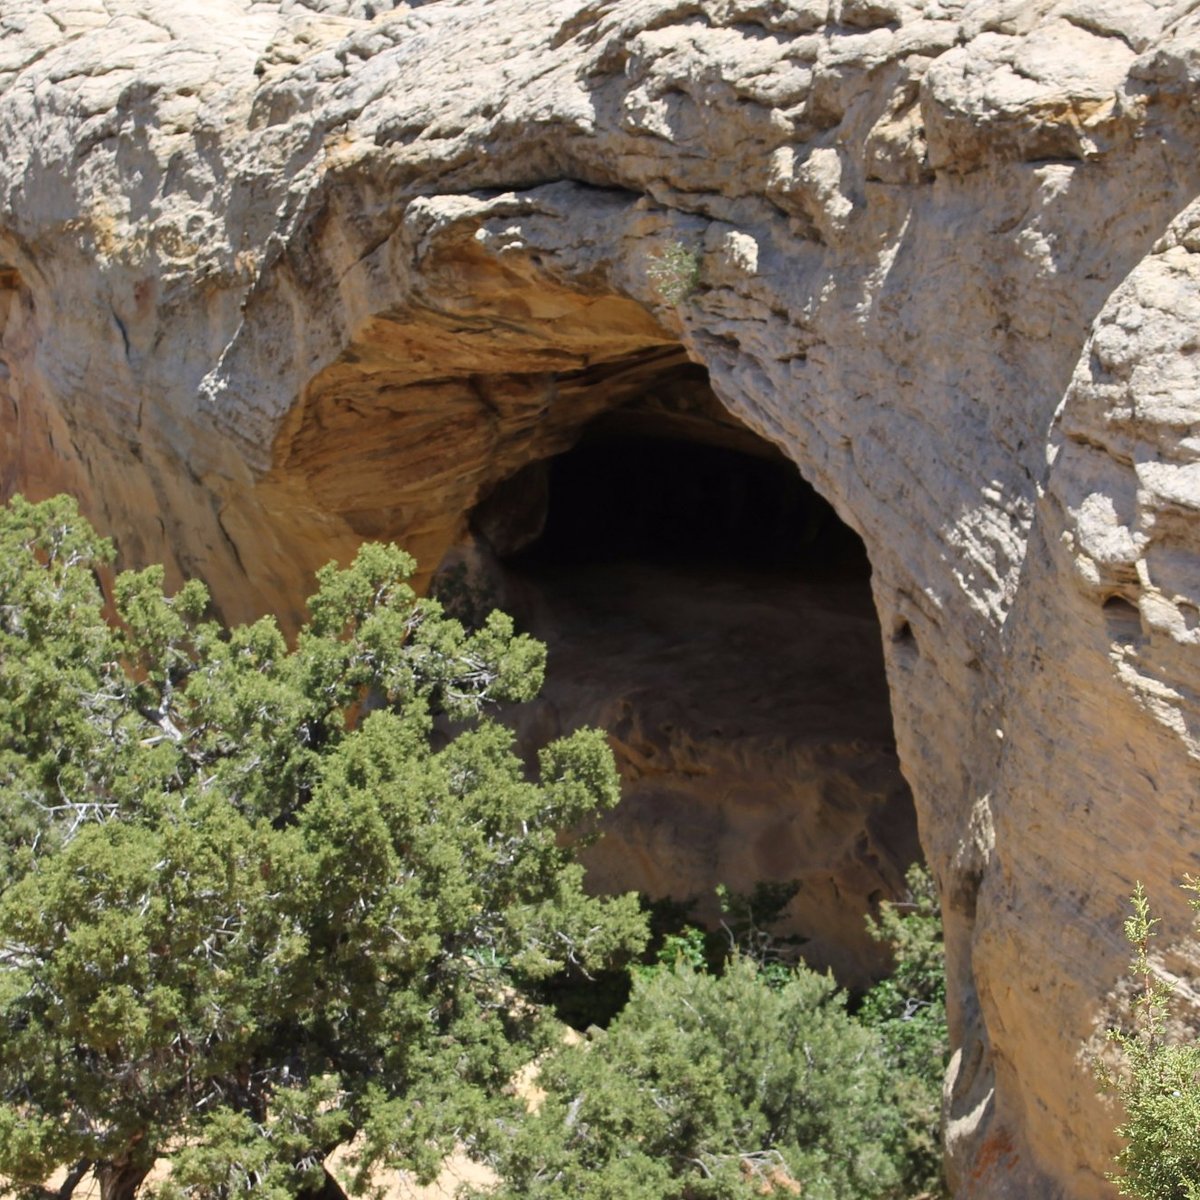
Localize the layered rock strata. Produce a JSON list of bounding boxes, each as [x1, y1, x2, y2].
[[4, 1, 1200, 1194]]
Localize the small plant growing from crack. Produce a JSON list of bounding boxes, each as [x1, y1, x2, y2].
[[648, 240, 701, 305]]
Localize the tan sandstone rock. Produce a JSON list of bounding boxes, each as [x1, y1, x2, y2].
[[5, 1, 1200, 1195]]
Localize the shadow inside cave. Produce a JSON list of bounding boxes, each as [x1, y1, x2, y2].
[[448, 379, 920, 988]]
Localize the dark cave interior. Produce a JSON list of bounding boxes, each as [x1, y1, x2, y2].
[[454, 378, 919, 987], [474, 423, 871, 576]]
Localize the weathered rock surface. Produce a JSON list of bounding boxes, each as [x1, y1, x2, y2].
[[4, 1, 1200, 1194]]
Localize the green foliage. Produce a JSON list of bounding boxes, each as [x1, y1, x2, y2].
[[484, 867, 949, 1200], [0, 495, 647, 1198], [480, 954, 903, 1200], [536, 881, 807, 1033], [531, 894, 692, 1033], [648, 241, 701, 305], [713, 879, 807, 984], [858, 865, 948, 1197], [1099, 882, 1200, 1200]]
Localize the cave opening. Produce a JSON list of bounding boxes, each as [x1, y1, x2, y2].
[[451, 368, 919, 989], [508, 431, 870, 574]]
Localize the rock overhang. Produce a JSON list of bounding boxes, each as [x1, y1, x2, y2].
[[5, 1, 1200, 1195]]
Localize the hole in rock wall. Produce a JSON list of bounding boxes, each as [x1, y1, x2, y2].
[[1103, 592, 1146, 650], [501, 437, 868, 572], [446, 370, 920, 988]]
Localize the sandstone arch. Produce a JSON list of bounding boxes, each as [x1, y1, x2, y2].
[[5, 2, 1200, 1194]]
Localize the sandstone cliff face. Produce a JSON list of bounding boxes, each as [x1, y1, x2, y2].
[[4, 1, 1200, 1194]]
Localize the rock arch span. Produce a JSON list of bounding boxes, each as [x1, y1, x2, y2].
[[5, 3, 1200, 1194]]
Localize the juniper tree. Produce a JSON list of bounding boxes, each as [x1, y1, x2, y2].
[[480, 872, 950, 1200], [1099, 882, 1200, 1200], [478, 948, 906, 1200], [0, 495, 647, 1200]]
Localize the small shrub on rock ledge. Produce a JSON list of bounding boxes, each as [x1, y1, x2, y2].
[[1098, 882, 1200, 1200], [648, 241, 702, 305]]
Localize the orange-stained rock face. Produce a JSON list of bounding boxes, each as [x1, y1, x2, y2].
[[6, 2, 1200, 1194], [274, 273, 681, 584]]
